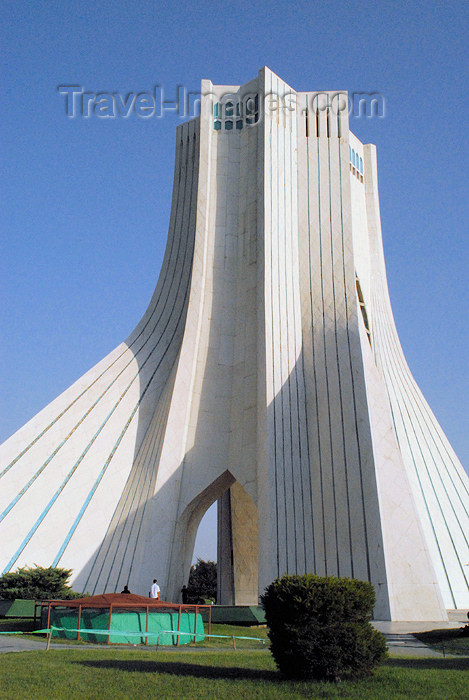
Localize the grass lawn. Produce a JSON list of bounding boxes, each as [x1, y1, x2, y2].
[[0, 648, 468, 700], [202, 623, 268, 648], [1, 618, 468, 698]]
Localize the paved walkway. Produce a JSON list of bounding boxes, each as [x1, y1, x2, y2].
[[1, 612, 468, 658], [372, 616, 467, 635], [383, 633, 443, 657], [0, 633, 453, 658], [0, 636, 50, 653]]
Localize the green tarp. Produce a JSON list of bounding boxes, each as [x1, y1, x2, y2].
[[49, 608, 204, 645], [201, 605, 266, 625], [0, 599, 36, 618]]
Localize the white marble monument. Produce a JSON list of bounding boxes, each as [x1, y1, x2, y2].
[[1, 68, 468, 620]]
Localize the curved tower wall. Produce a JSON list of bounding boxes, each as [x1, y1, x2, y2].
[[0, 67, 467, 620], [361, 145, 469, 610], [0, 116, 199, 592]]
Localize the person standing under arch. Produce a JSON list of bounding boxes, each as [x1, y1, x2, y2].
[[150, 579, 160, 599]]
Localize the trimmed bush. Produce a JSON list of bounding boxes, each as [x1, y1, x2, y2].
[[0, 566, 83, 600], [261, 574, 387, 681]]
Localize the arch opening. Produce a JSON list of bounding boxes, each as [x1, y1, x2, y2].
[[192, 502, 217, 564], [173, 473, 259, 605]]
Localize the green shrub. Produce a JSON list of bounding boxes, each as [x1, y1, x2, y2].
[[186, 559, 217, 604], [261, 574, 387, 681], [0, 566, 83, 600]]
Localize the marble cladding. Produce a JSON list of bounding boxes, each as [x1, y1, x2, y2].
[[0, 68, 467, 620]]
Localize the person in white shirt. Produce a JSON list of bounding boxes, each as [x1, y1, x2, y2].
[[150, 579, 160, 599]]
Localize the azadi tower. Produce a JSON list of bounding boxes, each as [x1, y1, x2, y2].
[[1, 68, 468, 620]]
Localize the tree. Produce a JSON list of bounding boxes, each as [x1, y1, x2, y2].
[[0, 566, 83, 600], [186, 559, 217, 603], [261, 574, 387, 681]]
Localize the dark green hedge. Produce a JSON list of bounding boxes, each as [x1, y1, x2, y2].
[[0, 566, 83, 600], [261, 574, 387, 681]]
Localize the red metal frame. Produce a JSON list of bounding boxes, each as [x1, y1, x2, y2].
[[106, 604, 113, 645], [145, 605, 149, 645], [39, 599, 212, 647], [45, 602, 52, 651], [176, 605, 182, 646], [77, 605, 82, 641]]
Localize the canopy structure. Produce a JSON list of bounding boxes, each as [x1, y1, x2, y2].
[[41, 593, 209, 645]]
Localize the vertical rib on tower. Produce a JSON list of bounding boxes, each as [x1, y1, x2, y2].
[[1, 68, 467, 620]]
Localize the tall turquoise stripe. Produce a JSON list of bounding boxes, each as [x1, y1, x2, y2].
[[52, 398, 144, 567], [53, 126, 197, 571], [0, 346, 149, 524], [4, 253, 192, 575], [0, 133, 187, 482], [9, 268, 190, 575], [2, 131, 196, 567], [2, 318, 168, 531], [75, 129, 198, 589], [0, 351, 128, 480]]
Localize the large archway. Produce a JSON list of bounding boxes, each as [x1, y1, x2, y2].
[[192, 502, 217, 563], [171, 472, 259, 605]]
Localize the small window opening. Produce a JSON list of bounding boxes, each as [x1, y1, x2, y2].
[[245, 95, 258, 126], [356, 277, 371, 345], [305, 108, 309, 137]]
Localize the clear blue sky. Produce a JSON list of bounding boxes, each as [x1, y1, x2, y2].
[[1, 1, 468, 562]]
